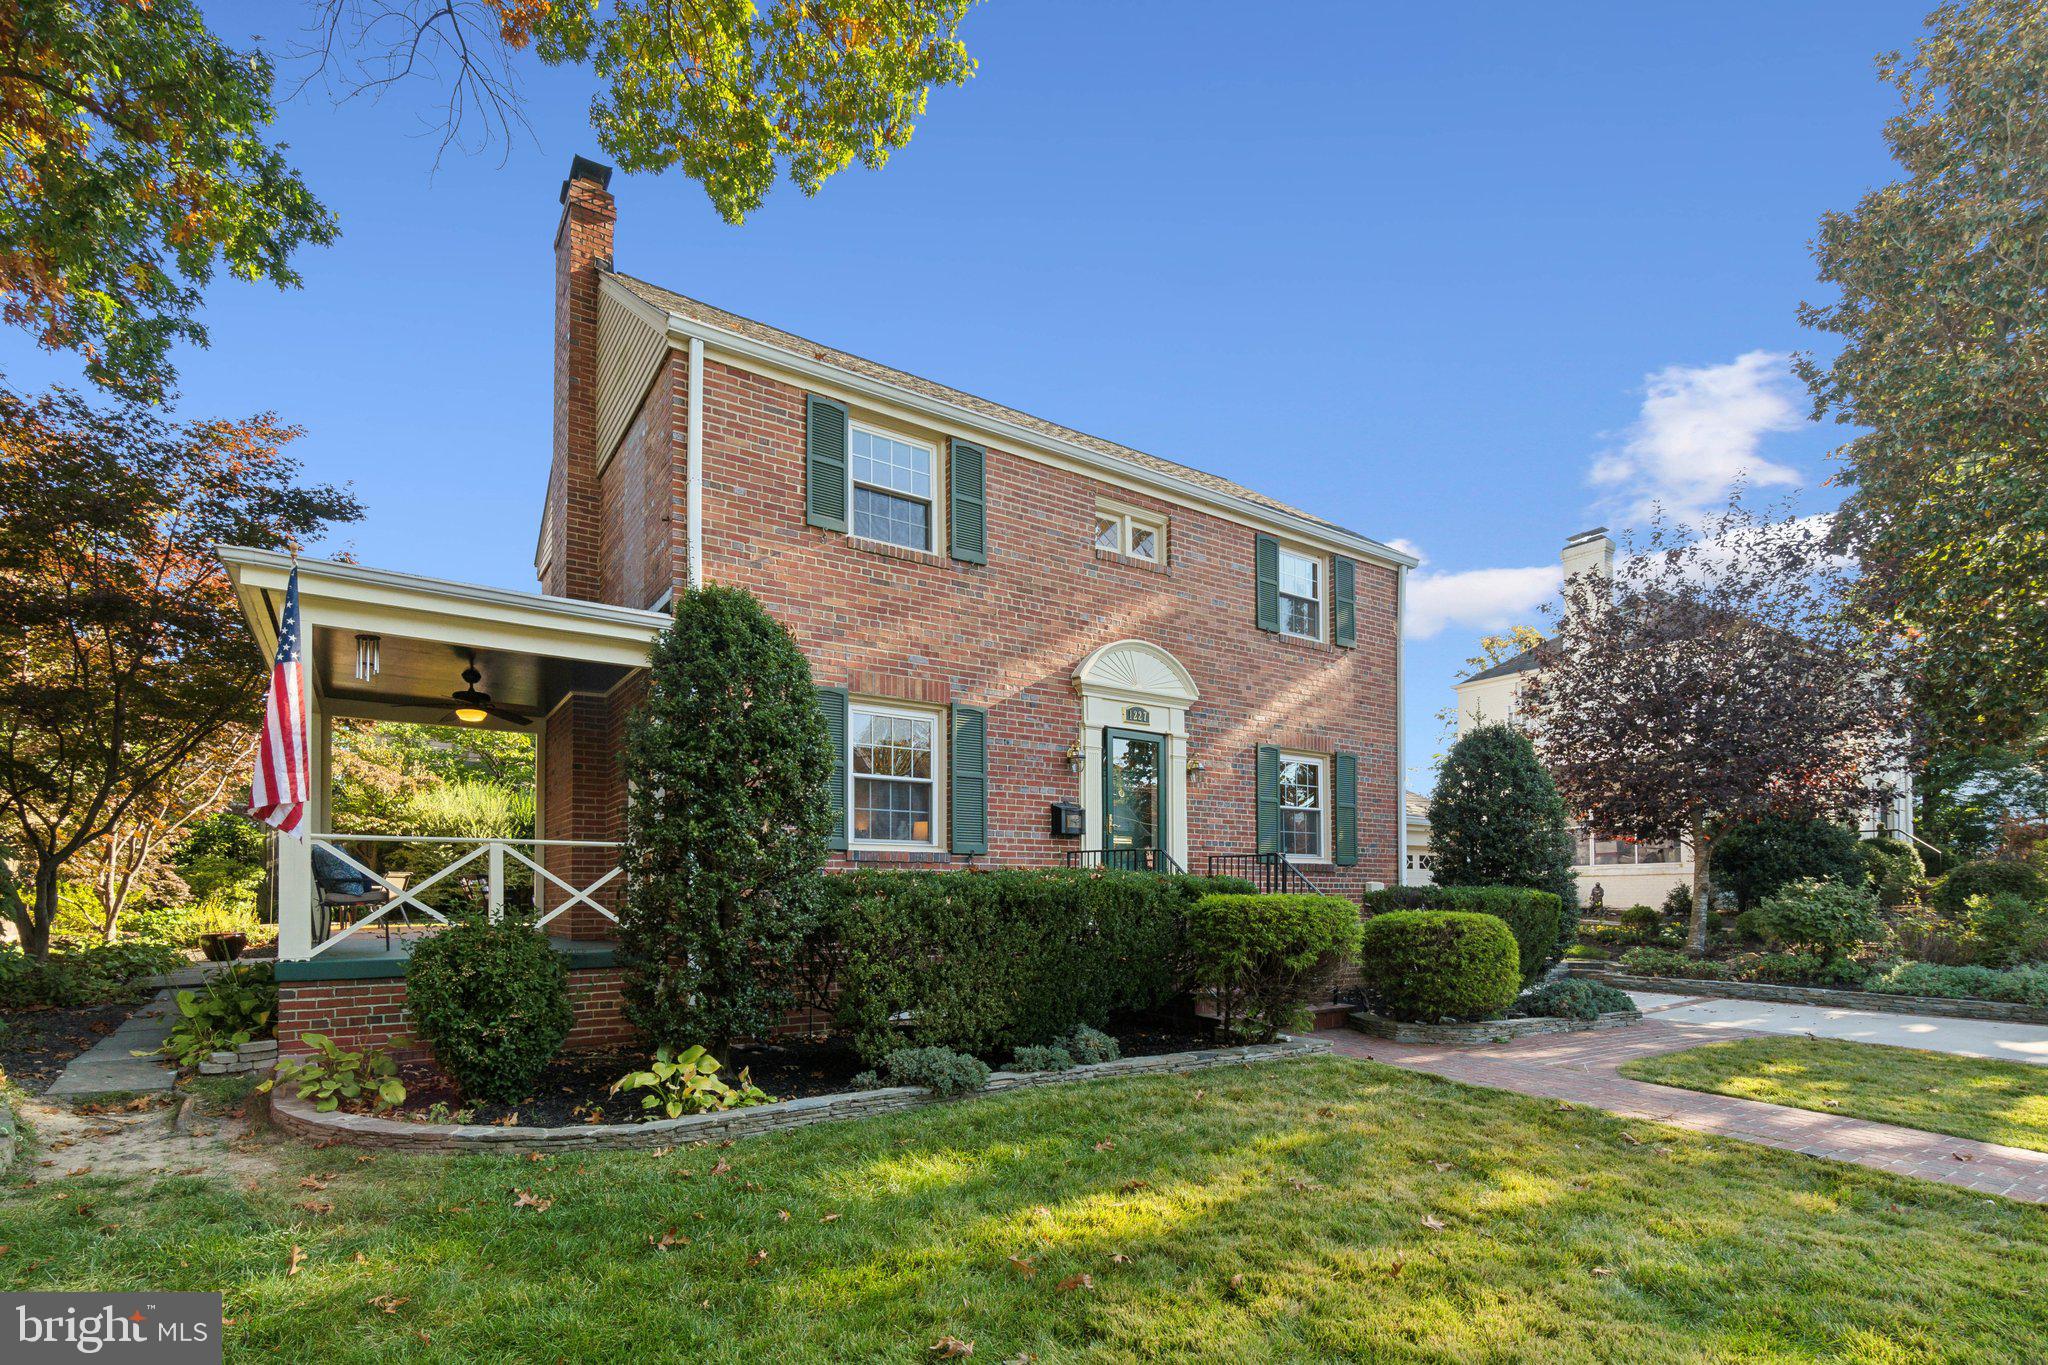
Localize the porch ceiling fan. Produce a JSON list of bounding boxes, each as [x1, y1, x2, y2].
[[447, 650, 530, 727]]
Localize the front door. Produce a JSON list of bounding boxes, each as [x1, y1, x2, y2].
[[1102, 727, 1165, 868]]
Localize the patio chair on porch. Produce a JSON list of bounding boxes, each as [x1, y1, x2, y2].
[[310, 846, 410, 951]]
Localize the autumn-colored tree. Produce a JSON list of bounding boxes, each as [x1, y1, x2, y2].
[[0, 383, 360, 956], [1798, 0, 2048, 756], [1519, 506, 1912, 953], [1434, 624, 1544, 751], [0, 1, 336, 402]]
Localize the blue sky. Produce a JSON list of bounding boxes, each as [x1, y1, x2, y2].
[[2, 1, 1930, 792]]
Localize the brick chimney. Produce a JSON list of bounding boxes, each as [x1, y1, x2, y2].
[[541, 155, 615, 601]]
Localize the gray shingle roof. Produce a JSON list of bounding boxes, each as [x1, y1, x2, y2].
[[1459, 636, 1556, 684], [610, 270, 1404, 556]]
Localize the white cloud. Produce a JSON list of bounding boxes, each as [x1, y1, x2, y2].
[[1405, 564, 1562, 640], [1384, 537, 1428, 565], [1591, 350, 1803, 522]]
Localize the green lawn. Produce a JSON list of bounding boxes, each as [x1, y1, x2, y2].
[[1621, 1036, 2048, 1154], [5, 1057, 2048, 1361]]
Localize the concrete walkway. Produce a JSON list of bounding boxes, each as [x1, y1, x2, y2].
[[1318, 1018, 2048, 1203], [44, 988, 179, 1098], [1627, 990, 2048, 1064]]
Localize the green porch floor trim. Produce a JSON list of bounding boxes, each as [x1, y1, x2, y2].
[[275, 940, 618, 982]]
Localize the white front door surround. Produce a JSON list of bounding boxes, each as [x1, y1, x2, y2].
[[1071, 640, 1200, 867]]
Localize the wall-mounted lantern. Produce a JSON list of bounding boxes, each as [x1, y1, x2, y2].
[[1064, 740, 1085, 773]]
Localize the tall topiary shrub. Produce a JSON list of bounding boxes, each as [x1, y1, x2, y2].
[[619, 586, 833, 1058], [1428, 724, 1578, 950], [1362, 885, 1560, 985], [1185, 893, 1363, 1041], [1856, 834, 1924, 907], [405, 920, 572, 1103], [1710, 814, 1863, 911]]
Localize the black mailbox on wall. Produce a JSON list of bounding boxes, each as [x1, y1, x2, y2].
[[1050, 801, 1085, 839]]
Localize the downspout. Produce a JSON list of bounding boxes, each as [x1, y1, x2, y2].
[[1394, 562, 1408, 889], [686, 336, 705, 589]]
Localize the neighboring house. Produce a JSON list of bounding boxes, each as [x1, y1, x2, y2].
[[1449, 528, 1913, 910], [1403, 792, 1434, 886], [223, 158, 1417, 1054]]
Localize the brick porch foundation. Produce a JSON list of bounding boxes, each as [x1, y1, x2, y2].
[[277, 967, 636, 1058]]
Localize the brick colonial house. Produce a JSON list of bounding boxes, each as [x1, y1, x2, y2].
[[224, 158, 1416, 1055]]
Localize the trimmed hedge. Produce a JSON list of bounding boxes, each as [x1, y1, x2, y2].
[[807, 869, 1254, 1063], [1357, 911, 1520, 1023], [405, 920, 573, 1103], [1363, 885, 1561, 985], [1934, 859, 2048, 916], [1185, 893, 1363, 1041]]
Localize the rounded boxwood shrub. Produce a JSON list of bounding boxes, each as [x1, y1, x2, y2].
[[1187, 893, 1363, 1041], [1746, 878, 1882, 960], [1711, 815, 1863, 910], [1965, 892, 2048, 968], [1357, 911, 1519, 1024], [877, 1045, 989, 1096], [405, 919, 573, 1103], [1933, 858, 2048, 916], [1360, 885, 1561, 983]]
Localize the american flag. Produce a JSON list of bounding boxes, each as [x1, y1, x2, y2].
[[249, 566, 309, 837]]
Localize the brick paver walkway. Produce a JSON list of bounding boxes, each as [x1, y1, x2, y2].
[[1317, 1015, 2048, 1203]]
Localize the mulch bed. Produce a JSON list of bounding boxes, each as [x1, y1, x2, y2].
[[387, 1013, 1226, 1129], [0, 1001, 143, 1094]]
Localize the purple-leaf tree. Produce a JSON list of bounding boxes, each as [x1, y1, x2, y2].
[[1519, 504, 1911, 953]]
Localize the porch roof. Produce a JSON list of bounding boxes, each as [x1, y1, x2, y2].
[[218, 546, 667, 727]]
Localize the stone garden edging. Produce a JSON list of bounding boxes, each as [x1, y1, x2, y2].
[[269, 1035, 1332, 1152], [1564, 963, 2048, 1025], [1346, 1010, 1640, 1045]]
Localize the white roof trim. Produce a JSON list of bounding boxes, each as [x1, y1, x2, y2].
[[603, 275, 1420, 572]]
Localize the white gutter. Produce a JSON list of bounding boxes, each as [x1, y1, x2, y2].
[[1394, 563, 1408, 888], [686, 335, 704, 589], [628, 291, 1419, 573]]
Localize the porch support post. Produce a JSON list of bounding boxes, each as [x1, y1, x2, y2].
[[275, 832, 314, 960]]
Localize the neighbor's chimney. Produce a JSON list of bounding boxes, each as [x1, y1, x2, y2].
[[543, 155, 616, 601], [1560, 527, 1614, 609]]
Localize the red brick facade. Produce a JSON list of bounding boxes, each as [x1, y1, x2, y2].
[[278, 968, 637, 1060]]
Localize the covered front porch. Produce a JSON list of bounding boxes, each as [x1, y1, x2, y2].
[[220, 547, 668, 983]]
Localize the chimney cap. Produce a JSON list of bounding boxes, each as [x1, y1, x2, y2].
[[560, 155, 615, 203], [1563, 526, 1610, 546]]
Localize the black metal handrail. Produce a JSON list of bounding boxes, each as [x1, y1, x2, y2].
[[1205, 852, 1329, 896], [1062, 848, 1186, 873]]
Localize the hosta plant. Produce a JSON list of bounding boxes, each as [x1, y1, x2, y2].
[[259, 1033, 407, 1113], [158, 963, 275, 1068], [609, 1045, 770, 1119]]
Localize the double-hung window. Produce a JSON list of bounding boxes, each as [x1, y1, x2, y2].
[[1278, 549, 1322, 639], [851, 424, 936, 551], [851, 703, 940, 846], [1279, 754, 1326, 860]]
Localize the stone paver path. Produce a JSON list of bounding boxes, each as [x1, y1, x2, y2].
[[1318, 1018, 2048, 1203], [44, 988, 179, 1098]]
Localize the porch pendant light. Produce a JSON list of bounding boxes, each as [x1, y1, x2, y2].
[[454, 704, 489, 725], [354, 634, 381, 681]]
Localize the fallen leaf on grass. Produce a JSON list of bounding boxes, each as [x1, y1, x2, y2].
[[296, 1201, 334, 1216], [1030, 1206, 1053, 1221], [1592, 1267, 1614, 1278], [745, 1249, 769, 1268], [1286, 1177, 1320, 1192], [1619, 1133, 1645, 1147], [512, 1189, 553, 1211], [287, 1246, 306, 1276], [1420, 1215, 1448, 1231], [1007, 1256, 1036, 1277], [710, 1158, 732, 1177], [367, 1295, 409, 1315], [1386, 1254, 1405, 1278], [818, 1213, 840, 1224], [65, 1167, 91, 1177], [1429, 1161, 1456, 1173], [1316, 1106, 1335, 1119], [776, 1209, 790, 1222], [648, 1228, 688, 1252], [1109, 1253, 1132, 1265], [300, 1176, 331, 1191], [1119, 1179, 1150, 1193], [1056, 1273, 1094, 1293], [929, 1337, 975, 1358], [1092, 1140, 1115, 1152], [354, 1155, 378, 1164], [353, 1253, 368, 1266]]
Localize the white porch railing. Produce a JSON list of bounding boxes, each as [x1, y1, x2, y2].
[[276, 833, 624, 960]]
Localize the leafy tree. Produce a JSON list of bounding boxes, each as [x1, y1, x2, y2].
[[618, 585, 832, 1058], [75, 727, 254, 942], [1796, 0, 2048, 755], [1427, 723, 1577, 931], [1519, 505, 1911, 953], [1, 0, 336, 401], [1917, 745, 2048, 868], [0, 384, 360, 955], [7, 2, 978, 399], [1434, 624, 1543, 752], [1710, 813, 1864, 912]]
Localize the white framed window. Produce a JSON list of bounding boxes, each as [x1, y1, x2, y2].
[[1092, 504, 1166, 563], [850, 701, 943, 847], [1279, 753, 1327, 860], [851, 424, 936, 552], [1569, 824, 1680, 867], [1278, 549, 1322, 639]]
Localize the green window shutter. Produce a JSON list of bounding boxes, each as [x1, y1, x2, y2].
[[949, 704, 989, 855], [1255, 745, 1281, 855], [1254, 534, 1280, 632], [805, 396, 849, 532], [949, 440, 988, 564], [1332, 750, 1359, 865], [1333, 557, 1357, 648], [817, 685, 849, 850]]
